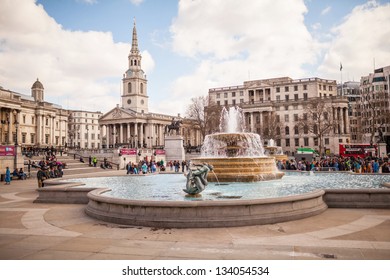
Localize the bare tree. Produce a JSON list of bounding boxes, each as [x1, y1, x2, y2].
[[259, 112, 281, 143], [296, 98, 337, 156], [185, 96, 208, 141]]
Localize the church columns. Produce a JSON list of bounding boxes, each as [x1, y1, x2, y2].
[[127, 123, 130, 144], [119, 123, 124, 144]]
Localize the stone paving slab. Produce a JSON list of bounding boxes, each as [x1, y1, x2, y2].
[[0, 175, 390, 260]]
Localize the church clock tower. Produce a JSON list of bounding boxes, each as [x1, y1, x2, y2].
[[122, 19, 148, 114]]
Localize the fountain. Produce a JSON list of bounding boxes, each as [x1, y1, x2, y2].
[[264, 139, 288, 161], [192, 106, 284, 182]]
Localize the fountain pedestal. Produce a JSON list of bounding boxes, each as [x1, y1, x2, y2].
[[164, 135, 185, 162]]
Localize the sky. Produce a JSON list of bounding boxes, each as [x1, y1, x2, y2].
[[0, 0, 390, 116]]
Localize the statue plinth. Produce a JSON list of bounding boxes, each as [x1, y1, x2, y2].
[[164, 135, 185, 162]]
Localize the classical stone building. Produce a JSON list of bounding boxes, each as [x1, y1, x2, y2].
[[358, 65, 390, 151], [68, 110, 103, 149], [0, 79, 68, 149], [206, 77, 350, 156], [99, 21, 202, 150]]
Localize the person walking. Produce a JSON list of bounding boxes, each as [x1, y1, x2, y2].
[[5, 167, 11, 185], [37, 166, 48, 188]]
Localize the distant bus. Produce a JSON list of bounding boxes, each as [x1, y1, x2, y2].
[[339, 143, 377, 158]]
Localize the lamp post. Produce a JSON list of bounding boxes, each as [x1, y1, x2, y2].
[[13, 110, 19, 170]]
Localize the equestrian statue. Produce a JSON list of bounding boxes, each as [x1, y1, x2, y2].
[[167, 118, 183, 135]]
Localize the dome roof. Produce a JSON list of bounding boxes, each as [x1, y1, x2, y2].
[[31, 78, 44, 89]]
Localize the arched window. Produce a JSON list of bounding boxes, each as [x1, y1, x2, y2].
[[294, 125, 299, 134], [313, 124, 318, 134], [128, 82, 132, 93], [304, 125, 309, 134], [276, 127, 281, 135], [285, 126, 289, 135], [140, 83, 144, 94], [134, 60, 137, 66]]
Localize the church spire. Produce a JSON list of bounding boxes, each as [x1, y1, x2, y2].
[[131, 17, 139, 54]]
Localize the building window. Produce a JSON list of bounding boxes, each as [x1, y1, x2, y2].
[[294, 125, 299, 134], [276, 139, 281, 146], [294, 94, 298, 101], [128, 82, 131, 93], [232, 92, 236, 97], [294, 138, 299, 146], [303, 93, 308, 100], [23, 115, 26, 124], [276, 115, 280, 122], [217, 101, 220, 106], [32, 116, 35, 125], [46, 118, 49, 126], [224, 100, 228, 105], [240, 91, 244, 96], [285, 138, 290, 147], [30, 133, 35, 144], [240, 99, 244, 104], [45, 134, 49, 144], [314, 138, 318, 146], [285, 126, 290, 135], [140, 83, 144, 94], [304, 125, 309, 134], [303, 85, 307, 90], [285, 86, 289, 92], [22, 133, 26, 144], [276, 95, 280, 101], [284, 114, 289, 122], [285, 95, 289, 101], [216, 93, 220, 98], [276, 87, 280, 93], [284, 105, 289, 110], [304, 137, 309, 146], [294, 114, 298, 121], [294, 85, 298, 91], [224, 92, 228, 98], [325, 138, 329, 145]]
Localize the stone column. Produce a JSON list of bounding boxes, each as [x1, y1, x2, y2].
[[106, 125, 110, 148], [127, 123, 130, 145], [119, 123, 124, 144], [140, 123, 144, 148]]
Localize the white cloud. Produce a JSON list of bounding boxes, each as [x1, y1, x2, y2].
[[321, 6, 331, 15], [0, 0, 154, 113], [318, 1, 390, 81], [166, 0, 320, 115], [129, 0, 144, 6]]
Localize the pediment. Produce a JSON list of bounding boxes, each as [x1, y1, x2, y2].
[[99, 107, 136, 122]]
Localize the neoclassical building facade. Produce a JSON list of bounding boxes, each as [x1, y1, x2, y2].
[[99, 21, 202, 150], [206, 77, 350, 156], [0, 79, 68, 149]]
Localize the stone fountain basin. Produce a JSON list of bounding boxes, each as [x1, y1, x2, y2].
[[85, 188, 327, 228], [191, 156, 284, 182]]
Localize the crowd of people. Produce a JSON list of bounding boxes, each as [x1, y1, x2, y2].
[[277, 156, 390, 173], [125, 159, 166, 175]]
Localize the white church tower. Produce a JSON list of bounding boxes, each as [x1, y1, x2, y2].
[[121, 19, 148, 114]]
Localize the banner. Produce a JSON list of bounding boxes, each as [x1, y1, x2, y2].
[[155, 149, 166, 155], [120, 148, 137, 155], [0, 145, 15, 156]]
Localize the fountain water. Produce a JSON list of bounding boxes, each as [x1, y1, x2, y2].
[[192, 106, 284, 182]]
